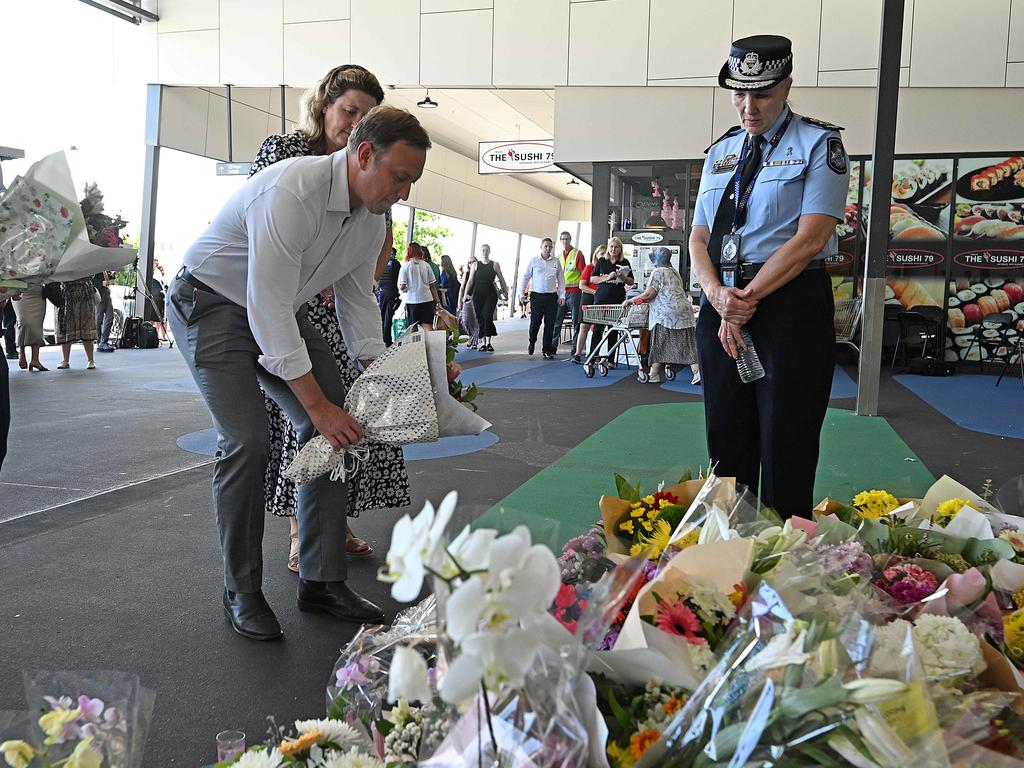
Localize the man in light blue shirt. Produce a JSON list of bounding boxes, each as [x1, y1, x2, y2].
[[690, 34, 849, 518]]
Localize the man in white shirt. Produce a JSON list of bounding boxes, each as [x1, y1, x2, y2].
[[519, 237, 565, 359], [168, 106, 431, 641]]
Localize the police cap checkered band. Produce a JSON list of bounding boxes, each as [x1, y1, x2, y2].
[[718, 34, 793, 91]]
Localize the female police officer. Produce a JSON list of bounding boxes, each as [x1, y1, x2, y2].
[[689, 35, 849, 518]]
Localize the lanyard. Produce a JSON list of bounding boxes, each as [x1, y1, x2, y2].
[[731, 109, 794, 233]]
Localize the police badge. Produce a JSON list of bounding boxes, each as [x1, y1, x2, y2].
[[739, 52, 764, 76], [826, 137, 847, 175]]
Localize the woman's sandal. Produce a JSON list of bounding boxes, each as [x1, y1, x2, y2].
[[287, 532, 300, 573], [346, 531, 373, 557]]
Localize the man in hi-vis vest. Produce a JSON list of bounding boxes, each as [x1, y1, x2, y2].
[[555, 231, 587, 346]]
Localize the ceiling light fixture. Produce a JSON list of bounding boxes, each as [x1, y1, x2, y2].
[[567, 178, 579, 186], [417, 90, 438, 109]]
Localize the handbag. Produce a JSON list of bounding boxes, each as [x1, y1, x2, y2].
[[626, 303, 650, 329], [42, 282, 63, 307], [433, 306, 459, 333]]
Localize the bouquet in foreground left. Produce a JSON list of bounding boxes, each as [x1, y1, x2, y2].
[[0, 151, 136, 296]]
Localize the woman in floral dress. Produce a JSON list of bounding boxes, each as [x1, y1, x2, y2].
[[249, 64, 411, 572]]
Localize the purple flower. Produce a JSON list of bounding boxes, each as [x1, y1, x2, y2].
[[335, 654, 380, 689], [43, 695, 74, 710], [78, 695, 105, 722], [598, 628, 620, 651], [819, 541, 873, 578], [641, 560, 659, 580]]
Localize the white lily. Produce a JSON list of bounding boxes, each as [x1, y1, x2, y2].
[[697, 505, 736, 545], [387, 645, 432, 704], [746, 622, 811, 671], [853, 708, 915, 765], [842, 677, 907, 704], [379, 491, 457, 602], [440, 628, 541, 704], [827, 733, 883, 768]]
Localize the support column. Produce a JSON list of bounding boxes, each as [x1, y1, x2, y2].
[[137, 84, 162, 320], [856, 0, 905, 416], [590, 163, 610, 255]]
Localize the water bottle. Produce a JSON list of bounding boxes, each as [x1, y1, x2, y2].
[[735, 328, 765, 383]]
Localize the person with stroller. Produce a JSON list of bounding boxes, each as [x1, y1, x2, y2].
[[626, 247, 698, 383], [589, 236, 634, 366]]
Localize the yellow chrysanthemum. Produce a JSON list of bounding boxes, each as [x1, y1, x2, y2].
[[642, 495, 656, 505], [619, 519, 635, 535], [852, 489, 900, 519], [606, 742, 637, 768], [932, 498, 978, 526], [280, 729, 320, 757], [1005, 609, 1024, 664], [1014, 587, 1024, 610], [676, 527, 700, 549], [629, 519, 673, 560], [629, 503, 645, 518], [641, 519, 654, 532], [629, 729, 660, 759], [658, 499, 671, 509]]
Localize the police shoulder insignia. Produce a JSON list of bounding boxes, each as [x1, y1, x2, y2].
[[802, 116, 844, 131], [826, 136, 848, 175], [704, 126, 743, 154]]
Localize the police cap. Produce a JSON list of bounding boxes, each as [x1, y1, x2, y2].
[[719, 34, 793, 91]]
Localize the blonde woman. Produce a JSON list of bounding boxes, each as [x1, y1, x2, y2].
[[571, 244, 606, 364], [589, 237, 634, 364]]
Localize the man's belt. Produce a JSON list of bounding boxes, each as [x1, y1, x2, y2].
[[177, 267, 217, 294], [721, 259, 825, 286]]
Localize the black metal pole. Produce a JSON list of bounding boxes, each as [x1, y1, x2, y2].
[[102, 0, 159, 21], [591, 163, 611, 255], [76, 0, 140, 25], [280, 85, 287, 135], [856, 0, 905, 416], [226, 85, 234, 163]]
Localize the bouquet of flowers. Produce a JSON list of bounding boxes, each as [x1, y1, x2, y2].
[[214, 718, 382, 767]]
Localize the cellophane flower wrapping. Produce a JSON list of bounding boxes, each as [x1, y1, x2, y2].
[[327, 595, 440, 742], [630, 548, 950, 768], [21, 670, 154, 768]]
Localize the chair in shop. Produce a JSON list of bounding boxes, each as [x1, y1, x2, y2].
[[893, 306, 942, 370], [995, 331, 1023, 387], [996, 474, 1024, 517], [962, 312, 1015, 379], [882, 304, 902, 367]]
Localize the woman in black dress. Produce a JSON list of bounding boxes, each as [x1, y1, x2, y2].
[[460, 244, 507, 352], [590, 237, 635, 363], [249, 64, 411, 572]]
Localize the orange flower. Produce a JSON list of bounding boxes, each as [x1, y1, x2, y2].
[[663, 696, 685, 716], [279, 729, 319, 756], [728, 582, 748, 608], [629, 729, 660, 759]]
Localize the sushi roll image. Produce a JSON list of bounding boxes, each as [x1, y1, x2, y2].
[[985, 278, 1004, 287], [957, 289, 976, 302], [948, 307, 965, 328], [892, 177, 917, 200], [971, 283, 987, 295], [1003, 283, 1024, 304], [978, 295, 1000, 315], [949, 295, 961, 309], [991, 289, 1011, 311]]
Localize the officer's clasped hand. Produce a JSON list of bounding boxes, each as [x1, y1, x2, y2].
[[712, 285, 758, 325]]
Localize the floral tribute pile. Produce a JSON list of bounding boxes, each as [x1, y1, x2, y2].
[[199, 474, 1024, 768]]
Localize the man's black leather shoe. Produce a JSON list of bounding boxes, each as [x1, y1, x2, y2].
[[297, 579, 386, 623], [223, 589, 283, 641], [527, 341, 535, 355]]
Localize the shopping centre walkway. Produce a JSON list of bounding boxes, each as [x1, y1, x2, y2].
[[1, 318, 1021, 766]]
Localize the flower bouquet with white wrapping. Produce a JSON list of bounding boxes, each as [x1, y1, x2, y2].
[[0, 152, 135, 294], [284, 330, 491, 485]]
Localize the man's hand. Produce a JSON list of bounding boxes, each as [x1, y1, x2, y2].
[[558, 298, 565, 306], [710, 285, 758, 325], [718, 321, 749, 359], [308, 401, 364, 449]]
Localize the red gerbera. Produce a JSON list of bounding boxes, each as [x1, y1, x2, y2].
[[654, 599, 705, 643]]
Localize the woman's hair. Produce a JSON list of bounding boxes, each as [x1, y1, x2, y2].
[[406, 242, 423, 261], [297, 64, 385, 151], [440, 254, 458, 280], [591, 244, 607, 264], [607, 236, 624, 257], [421, 245, 432, 261]]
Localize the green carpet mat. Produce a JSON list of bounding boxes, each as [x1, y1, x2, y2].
[[474, 403, 935, 551]]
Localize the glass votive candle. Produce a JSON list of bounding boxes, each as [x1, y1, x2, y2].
[[216, 730, 246, 762]]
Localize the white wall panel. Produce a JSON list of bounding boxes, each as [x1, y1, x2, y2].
[[284, 0, 351, 23], [284, 21, 351, 87], [231, 101, 276, 160], [420, 10, 493, 86], [1010, 0, 1024, 60], [351, 0, 420, 85], [568, 0, 649, 86], [819, 1, 880, 71], [158, 0, 219, 33], [648, 77, 717, 86], [1008, 62, 1024, 85], [221, 0, 283, 85], [462, 189, 485, 223], [648, 0, 731, 81], [732, 0, 821, 85], [902, 0, 914, 68], [422, 0, 493, 10], [817, 69, 878, 87], [493, 0, 569, 87], [158, 30, 219, 84], [555, 86, 715, 162], [441, 179, 467, 218], [910, 0, 1010, 86], [900, 67, 910, 87], [160, 87, 211, 156], [206, 90, 228, 159], [416, 170, 446, 213], [896, 88, 1024, 151]]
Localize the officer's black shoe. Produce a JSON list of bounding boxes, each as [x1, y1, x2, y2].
[[5, 351, 18, 360], [527, 341, 535, 355], [297, 579, 386, 624], [223, 588, 283, 641]]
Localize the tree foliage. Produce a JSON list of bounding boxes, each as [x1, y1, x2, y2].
[[391, 209, 453, 262]]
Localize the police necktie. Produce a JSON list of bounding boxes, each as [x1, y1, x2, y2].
[[708, 134, 763, 263]]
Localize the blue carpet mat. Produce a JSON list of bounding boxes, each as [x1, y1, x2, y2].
[[176, 427, 499, 460], [660, 365, 859, 400], [460, 359, 635, 389], [894, 374, 1024, 439], [146, 377, 200, 394], [454, 347, 489, 362]]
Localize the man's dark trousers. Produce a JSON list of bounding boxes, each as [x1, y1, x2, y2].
[[2, 301, 16, 356], [529, 291, 559, 355]]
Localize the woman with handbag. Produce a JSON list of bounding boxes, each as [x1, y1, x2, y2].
[[248, 63, 412, 571], [626, 247, 697, 383]]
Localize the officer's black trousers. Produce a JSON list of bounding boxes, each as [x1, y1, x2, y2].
[[529, 291, 559, 355], [696, 269, 834, 518]]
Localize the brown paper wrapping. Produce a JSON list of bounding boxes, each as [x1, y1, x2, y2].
[[980, 640, 1024, 714]]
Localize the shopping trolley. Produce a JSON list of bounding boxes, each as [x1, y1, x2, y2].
[[580, 303, 672, 380], [833, 297, 863, 354]]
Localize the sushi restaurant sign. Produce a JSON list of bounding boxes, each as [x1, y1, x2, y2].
[[479, 140, 556, 174], [953, 250, 1024, 269], [887, 249, 943, 268]]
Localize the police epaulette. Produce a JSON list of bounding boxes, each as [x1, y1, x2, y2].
[[801, 116, 844, 131], [704, 126, 742, 154]]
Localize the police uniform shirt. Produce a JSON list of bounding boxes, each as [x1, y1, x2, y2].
[[693, 107, 849, 264]]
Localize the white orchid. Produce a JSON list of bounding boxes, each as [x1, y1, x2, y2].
[[440, 628, 542, 704], [437, 525, 495, 579], [379, 491, 457, 602], [387, 645, 432, 704]]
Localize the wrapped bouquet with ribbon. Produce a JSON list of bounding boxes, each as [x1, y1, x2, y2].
[[284, 330, 491, 485], [0, 151, 136, 295]]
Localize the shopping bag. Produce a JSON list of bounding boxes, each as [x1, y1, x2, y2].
[[392, 316, 409, 341]]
